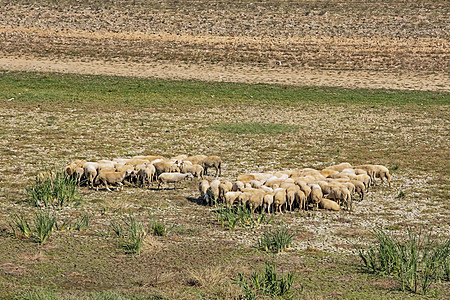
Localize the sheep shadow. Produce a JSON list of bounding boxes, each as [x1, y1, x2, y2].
[[186, 196, 205, 206]]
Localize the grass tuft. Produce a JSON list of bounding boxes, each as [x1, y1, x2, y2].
[[213, 203, 273, 230], [26, 170, 81, 207], [9, 213, 32, 238], [235, 262, 294, 299], [33, 210, 57, 245], [357, 227, 449, 294], [111, 216, 146, 256], [258, 226, 295, 253]]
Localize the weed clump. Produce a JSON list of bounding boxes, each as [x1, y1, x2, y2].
[[26, 170, 81, 207], [357, 227, 449, 294], [213, 203, 273, 230], [258, 226, 295, 253], [110, 216, 146, 256], [235, 262, 294, 299]]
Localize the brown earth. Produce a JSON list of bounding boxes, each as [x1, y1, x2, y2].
[[0, 0, 449, 90]]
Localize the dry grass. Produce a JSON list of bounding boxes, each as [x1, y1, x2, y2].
[[0, 71, 448, 298]]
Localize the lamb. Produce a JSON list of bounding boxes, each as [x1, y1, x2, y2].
[[180, 163, 204, 179], [157, 172, 194, 190], [319, 198, 341, 211], [199, 180, 210, 205], [202, 155, 222, 177], [95, 170, 131, 192], [309, 184, 323, 211]]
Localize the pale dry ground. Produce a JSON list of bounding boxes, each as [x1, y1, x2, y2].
[[0, 0, 449, 91], [1, 55, 449, 91]]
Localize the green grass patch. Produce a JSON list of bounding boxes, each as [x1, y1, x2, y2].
[[210, 122, 298, 135], [258, 226, 295, 254], [110, 216, 146, 256], [235, 262, 295, 299], [26, 170, 81, 208], [213, 203, 273, 230], [1, 71, 448, 108]]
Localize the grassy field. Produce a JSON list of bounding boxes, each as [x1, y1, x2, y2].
[[0, 71, 449, 299]]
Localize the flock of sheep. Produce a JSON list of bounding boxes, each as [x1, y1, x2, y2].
[[199, 162, 391, 213], [64, 155, 221, 191], [64, 154, 390, 213]]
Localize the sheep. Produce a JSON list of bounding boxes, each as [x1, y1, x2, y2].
[[319, 198, 341, 211], [247, 189, 265, 213], [355, 174, 371, 191], [296, 189, 307, 210], [294, 180, 311, 199], [199, 180, 210, 204], [285, 184, 300, 211], [309, 184, 323, 211], [325, 162, 352, 172], [232, 181, 245, 192], [95, 169, 131, 192], [273, 188, 287, 214], [157, 172, 194, 190], [218, 181, 233, 201], [206, 179, 221, 205], [319, 169, 339, 178], [326, 186, 352, 211], [237, 174, 256, 184], [132, 155, 165, 162], [373, 165, 391, 187], [180, 162, 204, 179], [224, 191, 242, 207], [186, 155, 208, 165], [137, 164, 156, 188], [202, 155, 222, 177], [83, 163, 98, 188], [74, 167, 85, 185], [350, 179, 365, 200], [237, 191, 252, 207], [250, 180, 263, 189], [153, 160, 180, 176], [263, 193, 274, 213], [260, 185, 273, 193]]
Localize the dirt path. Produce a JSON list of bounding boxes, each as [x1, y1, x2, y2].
[[1, 56, 449, 92]]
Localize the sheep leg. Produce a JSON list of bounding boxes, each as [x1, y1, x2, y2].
[[215, 166, 219, 178]]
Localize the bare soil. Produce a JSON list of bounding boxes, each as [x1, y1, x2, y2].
[[0, 0, 449, 91]]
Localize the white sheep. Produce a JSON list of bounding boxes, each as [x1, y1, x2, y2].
[[180, 162, 204, 179], [157, 172, 194, 190], [319, 198, 341, 211], [224, 191, 242, 207], [309, 184, 323, 210]]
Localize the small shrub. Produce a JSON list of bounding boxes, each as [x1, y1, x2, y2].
[[33, 210, 57, 245], [357, 227, 449, 294], [396, 190, 406, 199], [9, 213, 31, 237], [235, 262, 294, 299], [26, 170, 80, 207], [258, 226, 295, 253]]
